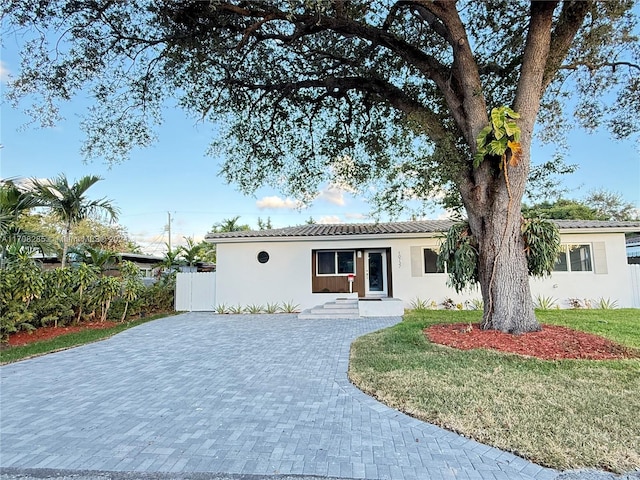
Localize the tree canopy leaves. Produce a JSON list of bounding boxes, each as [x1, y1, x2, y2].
[[523, 190, 639, 221], [3, 1, 638, 213]]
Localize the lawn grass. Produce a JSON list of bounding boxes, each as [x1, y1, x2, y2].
[[349, 309, 640, 473], [0, 313, 174, 365]]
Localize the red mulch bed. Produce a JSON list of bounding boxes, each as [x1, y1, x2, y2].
[[7, 322, 118, 347], [425, 323, 640, 360]]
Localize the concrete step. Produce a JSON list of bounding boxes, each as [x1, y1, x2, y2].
[[298, 299, 361, 319], [334, 298, 359, 305], [325, 302, 358, 309], [298, 312, 361, 320], [309, 307, 357, 315]]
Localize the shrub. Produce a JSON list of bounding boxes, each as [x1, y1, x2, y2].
[[245, 304, 264, 314], [215, 303, 229, 314], [409, 297, 431, 311], [265, 302, 280, 314], [280, 301, 300, 313], [534, 295, 557, 310], [596, 298, 618, 309], [466, 298, 484, 311], [229, 304, 244, 314], [568, 298, 593, 309], [441, 298, 456, 310], [139, 273, 175, 314]]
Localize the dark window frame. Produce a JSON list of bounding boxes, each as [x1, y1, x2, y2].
[[423, 247, 445, 274]]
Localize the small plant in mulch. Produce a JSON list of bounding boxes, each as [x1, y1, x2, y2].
[[264, 302, 280, 314], [441, 298, 456, 310], [425, 323, 640, 360], [245, 304, 264, 314], [279, 301, 300, 313], [228, 304, 245, 314]]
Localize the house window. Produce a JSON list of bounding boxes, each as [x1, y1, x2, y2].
[[316, 250, 355, 275], [554, 244, 592, 272], [423, 248, 444, 274]]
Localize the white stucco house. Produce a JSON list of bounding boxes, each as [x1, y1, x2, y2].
[[201, 220, 640, 315]]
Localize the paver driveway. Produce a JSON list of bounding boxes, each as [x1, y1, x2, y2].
[[0, 313, 558, 480]]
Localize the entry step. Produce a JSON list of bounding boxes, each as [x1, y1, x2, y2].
[[298, 299, 360, 319]]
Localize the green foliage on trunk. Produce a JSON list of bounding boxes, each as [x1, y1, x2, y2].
[[439, 219, 561, 292], [437, 223, 479, 293]]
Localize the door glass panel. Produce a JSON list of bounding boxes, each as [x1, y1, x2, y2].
[[368, 252, 383, 291]]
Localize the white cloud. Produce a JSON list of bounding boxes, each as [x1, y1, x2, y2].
[[436, 209, 460, 221], [345, 212, 368, 220], [318, 215, 343, 224], [256, 195, 305, 210], [318, 185, 346, 206], [0, 61, 10, 82]]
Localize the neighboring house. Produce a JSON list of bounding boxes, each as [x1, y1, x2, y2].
[[204, 220, 640, 312], [37, 252, 163, 283], [627, 236, 640, 264], [111, 253, 164, 285]]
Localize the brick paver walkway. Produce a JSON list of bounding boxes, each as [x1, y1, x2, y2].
[[0, 313, 558, 479]]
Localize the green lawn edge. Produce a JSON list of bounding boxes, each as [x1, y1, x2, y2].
[[348, 309, 640, 473], [0, 312, 176, 365]]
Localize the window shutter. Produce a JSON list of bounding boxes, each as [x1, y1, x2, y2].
[[410, 246, 423, 277], [592, 242, 608, 274]]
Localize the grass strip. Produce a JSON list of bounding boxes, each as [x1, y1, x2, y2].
[[349, 309, 640, 473], [0, 312, 174, 365]]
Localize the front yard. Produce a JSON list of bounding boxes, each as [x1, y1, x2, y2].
[[348, 309, 640, 473]]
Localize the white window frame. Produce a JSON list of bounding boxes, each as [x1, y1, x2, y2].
[[316, 250, 356, 276], [553, 244, 593, 273]]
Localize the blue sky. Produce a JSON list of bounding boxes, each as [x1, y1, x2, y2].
[[1, 46, 639, 255]]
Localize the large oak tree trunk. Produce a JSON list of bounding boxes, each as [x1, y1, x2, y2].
[[452, 2, 556, 334], [462, 138, 540, 334]]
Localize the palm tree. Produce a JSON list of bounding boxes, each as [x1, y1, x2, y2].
[[211, 216, 250, 233], [31, 174, 119, 268], [71, 245, 120, 273], [156, 243, 184, 274], [0, 180, 33, 235], [178, 236, 201, 267]]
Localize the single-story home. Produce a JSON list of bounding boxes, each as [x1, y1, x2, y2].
[[203, 220, 640, 314]]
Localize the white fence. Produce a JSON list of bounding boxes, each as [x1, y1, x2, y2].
[[630, 264, 640, 308], [175, 272, 216, 311]]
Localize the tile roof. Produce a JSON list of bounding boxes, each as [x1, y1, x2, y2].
[[205, 219, 640, 242], [205, 220, 454, 240]]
